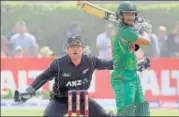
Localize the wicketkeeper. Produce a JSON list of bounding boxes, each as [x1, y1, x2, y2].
[[111, 1, 151, 116], [13, 36, 115, 116]]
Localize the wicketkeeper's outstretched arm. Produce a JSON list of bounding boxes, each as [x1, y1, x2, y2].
[[14, 59, 59, 103]]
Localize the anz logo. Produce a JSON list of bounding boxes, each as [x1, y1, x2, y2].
[[66, 78, 89, 87]]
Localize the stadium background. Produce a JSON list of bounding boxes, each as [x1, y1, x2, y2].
[[1, 1, 179, 116]]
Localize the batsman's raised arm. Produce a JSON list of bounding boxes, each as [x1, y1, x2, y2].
[[120, 27, 150, 46], [135, 31, 150, 46]]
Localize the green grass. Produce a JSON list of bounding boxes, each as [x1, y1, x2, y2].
[[1, 109, 179, 116], [1, 109, 43, 116]]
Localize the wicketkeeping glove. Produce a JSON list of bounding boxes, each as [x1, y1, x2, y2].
[[137, 57, 150, 72], [14, 86, 36, 104]]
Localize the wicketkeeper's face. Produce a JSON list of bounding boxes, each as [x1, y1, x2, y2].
[[122, 12, 135, 25], [66, 40, 84, 60]]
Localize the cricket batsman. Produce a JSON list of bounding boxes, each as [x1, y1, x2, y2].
[[111, 1, 151, 116]]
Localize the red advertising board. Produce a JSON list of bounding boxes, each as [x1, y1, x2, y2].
[[1, 58, 179, 102]]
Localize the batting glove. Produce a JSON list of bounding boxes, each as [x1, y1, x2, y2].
[[137, 57, 150, 72]]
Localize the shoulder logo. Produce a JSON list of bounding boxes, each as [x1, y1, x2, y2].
[[82, 68, 89, 75]]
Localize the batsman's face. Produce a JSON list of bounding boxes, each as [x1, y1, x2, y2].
[[123, 12, 135, 25], [67, 40, 84, 60]]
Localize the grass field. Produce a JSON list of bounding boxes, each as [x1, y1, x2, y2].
[[1, 109, 179, 116]]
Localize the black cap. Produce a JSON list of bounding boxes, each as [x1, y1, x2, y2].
[[68, 36, 83, 45]]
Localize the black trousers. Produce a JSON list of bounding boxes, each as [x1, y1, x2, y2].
[[43, 98, 108, 116]]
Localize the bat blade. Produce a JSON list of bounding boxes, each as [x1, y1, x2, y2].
[[77, 1, 117, 22]]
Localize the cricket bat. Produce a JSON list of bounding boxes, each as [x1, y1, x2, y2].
[[77, 1, 117, 22]]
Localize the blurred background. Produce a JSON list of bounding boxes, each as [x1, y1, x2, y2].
[[1, 1, 179, 116]]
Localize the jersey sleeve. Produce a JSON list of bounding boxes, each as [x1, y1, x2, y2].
[[91, 56, 113, 70], [31, 35, 39, 48], [30, 59, 59, 90], [120, 28, 139, 43]]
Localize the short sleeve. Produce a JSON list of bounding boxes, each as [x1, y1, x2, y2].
[[30, 35, 39, 48], [120, 28, 139, 43]]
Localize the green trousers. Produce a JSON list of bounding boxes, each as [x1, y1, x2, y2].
[[111, 70, 144, 114]]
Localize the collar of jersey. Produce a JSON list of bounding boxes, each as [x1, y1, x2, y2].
[[67, 54, 86, 66], [121, 22, 134, 27]]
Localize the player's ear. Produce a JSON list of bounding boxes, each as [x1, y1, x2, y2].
[[66, 47, 69, 53]]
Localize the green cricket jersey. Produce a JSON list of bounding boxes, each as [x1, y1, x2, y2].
[[111, 22, 139, 81]]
